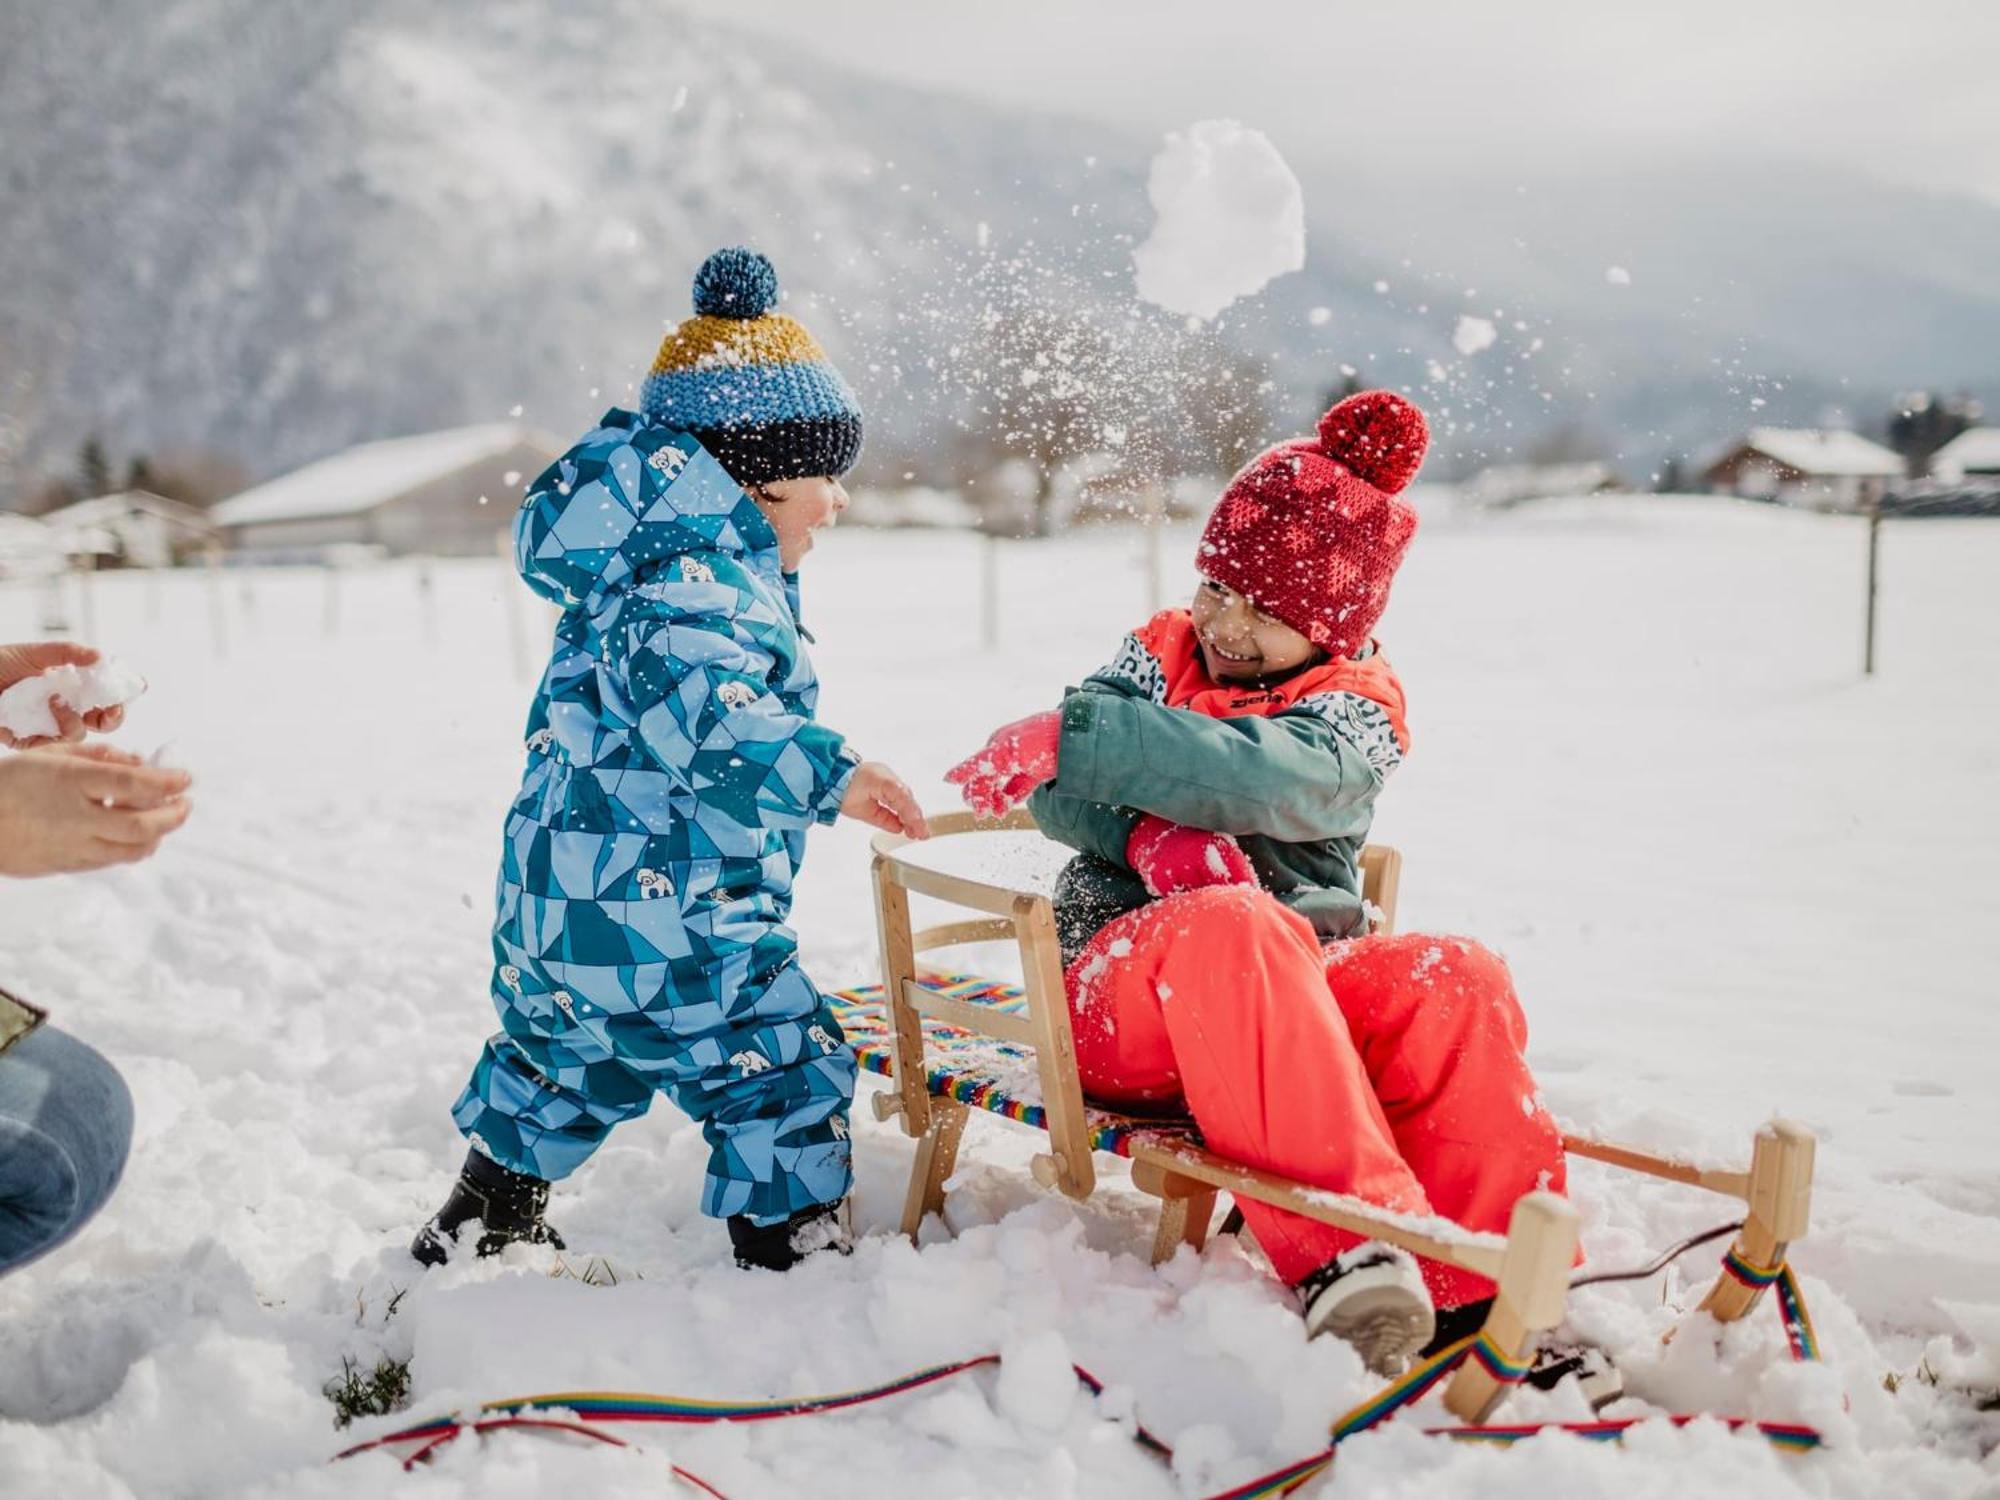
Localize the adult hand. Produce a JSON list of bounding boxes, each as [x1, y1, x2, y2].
[[0, 642, 126, 748], [0, 744, 192, 877], [1126, 813, 1258, 898], [839, 761, 931, 840], [943, 710, 1061, 819]]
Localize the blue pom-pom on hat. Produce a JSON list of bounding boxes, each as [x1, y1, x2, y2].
[[692, 247, 779, 320]]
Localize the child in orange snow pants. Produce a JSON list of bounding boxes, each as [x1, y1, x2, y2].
[[949, 392, 1579, 1379], [1067, 887, 1561, 1309]]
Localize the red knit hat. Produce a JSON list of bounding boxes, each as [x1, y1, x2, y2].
[[1196, 390, 1427, 657]]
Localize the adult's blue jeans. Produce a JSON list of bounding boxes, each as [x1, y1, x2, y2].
[[0, 1027, 132, 1277]]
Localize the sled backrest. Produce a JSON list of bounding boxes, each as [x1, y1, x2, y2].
[[867, 809, 1404, 1201]]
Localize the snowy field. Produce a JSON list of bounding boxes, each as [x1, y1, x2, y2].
[[1, 496, 1997, 1497]]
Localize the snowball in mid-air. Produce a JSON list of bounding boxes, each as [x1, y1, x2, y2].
[[1453, 316, 1498, 356], [1132, 120, 1305, 321], [0, 657, 147, 740], [1606, 265, 1632, 286]]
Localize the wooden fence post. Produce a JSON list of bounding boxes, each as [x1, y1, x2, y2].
[[980, 529, 1000, 649], [1143, 483, 1164, 617], [1862, 479, 1883, 677], [204, 542, 228, 658]]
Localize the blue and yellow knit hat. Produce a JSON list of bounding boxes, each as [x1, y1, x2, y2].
[[640, 248, 864, 485]]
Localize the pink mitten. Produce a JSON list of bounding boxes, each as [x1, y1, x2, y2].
[[944, 710, 1062, 819], [1126, 813, 1258, 898]]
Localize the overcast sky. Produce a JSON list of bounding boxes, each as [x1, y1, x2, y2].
[[674, 0, 2000, 204]]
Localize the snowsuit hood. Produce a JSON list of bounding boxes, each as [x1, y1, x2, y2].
[[514, 407, 783, 614]]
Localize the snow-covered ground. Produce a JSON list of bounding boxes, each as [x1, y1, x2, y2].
[[1, 497, 1997, 1497]]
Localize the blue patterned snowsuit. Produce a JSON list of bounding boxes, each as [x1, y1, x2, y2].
[[453, 409, 860, 1225]]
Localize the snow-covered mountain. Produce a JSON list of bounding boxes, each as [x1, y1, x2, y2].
[[3, 0, 1997, 500]]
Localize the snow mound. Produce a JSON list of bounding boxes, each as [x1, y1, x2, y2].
[[0, 657, 147, 739], [1131, 121, 1304, 321]]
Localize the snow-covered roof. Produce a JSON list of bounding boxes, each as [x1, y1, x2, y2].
[[40, 491, 217, 532], [211, 424, 546, 527], [1738, 428, 1903, 477], [1932, 427, 2000, 473], [1460, 461, 1624, 506]]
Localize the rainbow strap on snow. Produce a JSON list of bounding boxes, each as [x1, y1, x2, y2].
[[336, 1249, 1829, 1497], [1723, 1248, 1822, 1362]]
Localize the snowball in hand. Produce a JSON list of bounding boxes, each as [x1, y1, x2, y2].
[[1132, 120, 1305, 321], [0, 656, 147, 740]]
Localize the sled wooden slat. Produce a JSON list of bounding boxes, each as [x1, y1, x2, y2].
[[1443, 1192, 1580, 1422], [1131, 1159, 1219, 1262], [906, 982, 1038, 1047], [902, 1097, 968, 1233], [865, 812, 1817, 1424], [1016, 891, 1097, 1201], [912, 918, 1018, 952], [1700, 1120, 1815, 1322], [1128, 1139, 1510, 1281], [871, 854, 931, 1137], [1560, 1135, 1752, 1200]]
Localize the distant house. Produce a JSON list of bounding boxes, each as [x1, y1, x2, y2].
[[1929, 427, 2000, 481], [1456, 461, 1625, 509], [1701, 428, 1903, 511], [210, 424, 560, 558], [39, 491, 219, 568]]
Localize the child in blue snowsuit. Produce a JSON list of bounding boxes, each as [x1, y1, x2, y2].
[[414, 249, 927, 1272]]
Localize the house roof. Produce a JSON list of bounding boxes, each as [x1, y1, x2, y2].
[[211, 424, 549, 527], [1932, 427, 2000, 472], [1460, 461, 1624, 505], [1736, 428, 1903, 478], [40, 491, 218, 532]]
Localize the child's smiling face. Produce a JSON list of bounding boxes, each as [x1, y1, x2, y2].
[[1191, 578, 1321, 682], [750, 476, 849, 570]]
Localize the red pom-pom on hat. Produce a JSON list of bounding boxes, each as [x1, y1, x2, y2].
[[1316, 390, 1428, 494]]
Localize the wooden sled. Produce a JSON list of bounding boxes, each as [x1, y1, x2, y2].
[[861, 809, 1815, 1423]]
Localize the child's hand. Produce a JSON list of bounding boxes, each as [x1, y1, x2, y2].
[[1127, 813, 1257, 898], [840, 761, 931, 840], [944, 710, 1061, 819]]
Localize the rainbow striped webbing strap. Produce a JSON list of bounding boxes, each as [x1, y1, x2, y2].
[[334, 1223, 1828, 1492], [334, 1256, 1828, 1500], [1721, 1247, 1822, 1361]]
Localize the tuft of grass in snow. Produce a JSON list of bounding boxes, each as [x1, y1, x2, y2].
[[549, 1254, 638, 1286], [324, 1354, 413, 1428]]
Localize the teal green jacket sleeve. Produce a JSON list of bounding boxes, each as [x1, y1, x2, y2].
[[1049, 686, 1382, 843], [1027, 780, 1142, 868], [1025, 662, 1150, 866]]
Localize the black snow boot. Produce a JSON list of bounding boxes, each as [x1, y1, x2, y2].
[[727, 1199, 852, 1272], [1297, 1241, 1436, 1377], [1422, 1298, 1624, 1409], [410, 1150, 564, 1267]]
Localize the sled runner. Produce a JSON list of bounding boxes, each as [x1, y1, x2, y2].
[[831, 808, 1817, 1423]]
